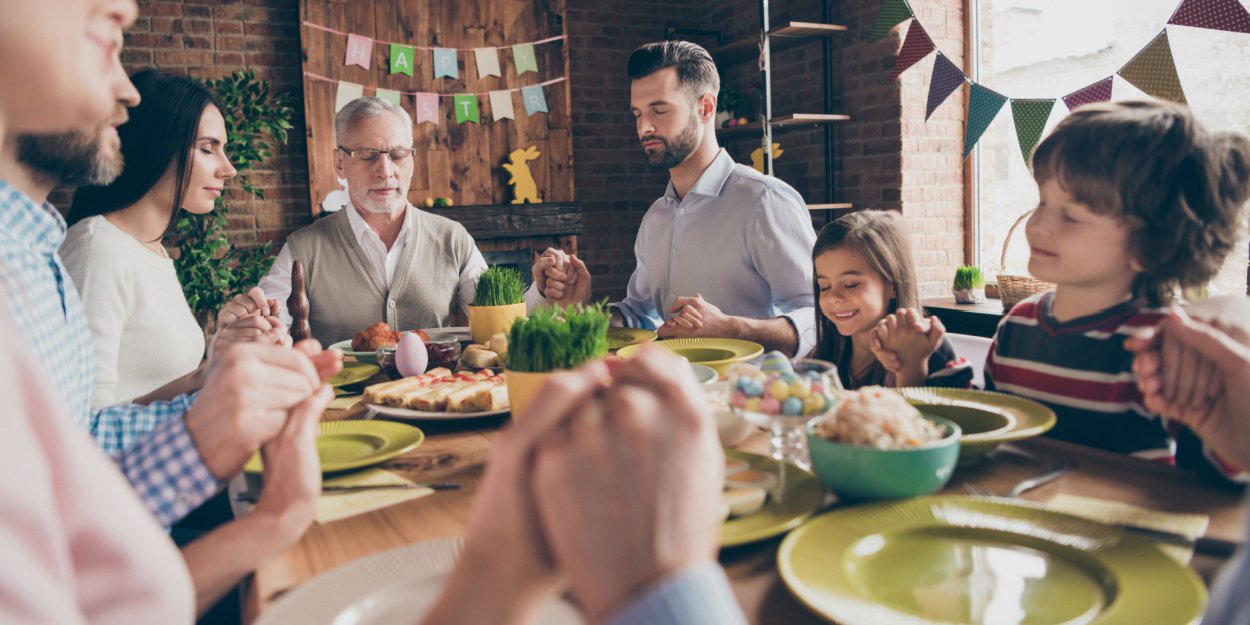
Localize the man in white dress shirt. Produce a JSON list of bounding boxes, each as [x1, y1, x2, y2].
[[532, 41, 816, 357], [260, 97, 540, 345]]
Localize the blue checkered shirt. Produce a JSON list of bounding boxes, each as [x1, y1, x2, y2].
[[0, 180, 219, 525]]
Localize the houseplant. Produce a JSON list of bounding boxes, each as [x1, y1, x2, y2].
[[468, 265, 528, 344], [505, 302, 610, 416], [952, 265, 987, 304]]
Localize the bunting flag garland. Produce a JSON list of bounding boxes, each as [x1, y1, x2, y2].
[[512, 43, 539, 75], [433, 48, 459, 79], [345, 34, 373, 70], [415, 92, 440, 125], [453, 94, 480, 123], [489, 91, 515, 121], [892, 21, 935, 80], [1062, 77, 1114, 111], [926, 53, 967, 120], [1011, 99, 1056, 166], [375, 88, 401, 107], [1118, 31, 1188, 104], [390, 44, 414, 76], [1168, 0, 1250, 33], [521, 85, 549, 116], [475, 48, 502, 78], [334, 81, 364, 112], [964, 83, 1008, 157], [870, 0, 915, 41]]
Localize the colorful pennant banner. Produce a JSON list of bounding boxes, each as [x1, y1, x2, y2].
[[475, 48, 502, 78], [389, 44, 414, 77], [964, 83, 1008, 157], [1062, 78, 1114, 111], [1118, 31, 1187, 104], [453, 94, 480, 124], [512, 43, 539, 75], [1010, 99, 1056, 166], [415, 92, 440, 125], [1168, 0, 1250, 33], [892, 21, 934, 80], [345, 34, 373, 70], [317, 73, 565, 126], [489, 91, 515, 121], [925, 53, 966, 120], [521, 85, 549, 116], [334, 81, 364, 112], [871, 0, 915, 42], [433, 48, 459, 79], [374, 88, 401, 107]]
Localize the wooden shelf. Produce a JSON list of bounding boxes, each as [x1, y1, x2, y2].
[[717, 113, 850, 138], [807, 203, 854, 211], [712, 21, 849, 65]]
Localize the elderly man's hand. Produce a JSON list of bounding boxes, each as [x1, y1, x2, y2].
[[186, 340, 342, 479], [532, 247, 591, 306]]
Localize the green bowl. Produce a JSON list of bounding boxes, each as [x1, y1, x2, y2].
[[805, 414, 961, 502]]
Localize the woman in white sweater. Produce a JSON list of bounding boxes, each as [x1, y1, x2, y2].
[[62, 70, 283, 408]]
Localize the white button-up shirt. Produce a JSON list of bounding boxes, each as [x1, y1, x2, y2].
[[614, 149, 818, 356]]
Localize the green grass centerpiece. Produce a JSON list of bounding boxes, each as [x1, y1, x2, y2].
[[468, 265, 529, 344], [952, 265, 987, 304], [505, 303, 610, 416]]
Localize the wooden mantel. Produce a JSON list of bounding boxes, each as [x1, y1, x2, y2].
[[423, 202, 581, 240]]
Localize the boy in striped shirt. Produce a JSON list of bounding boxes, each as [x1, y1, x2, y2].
[[982, 101, 1250, 478]]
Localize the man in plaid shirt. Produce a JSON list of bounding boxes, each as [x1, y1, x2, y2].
[[0, 74, 334, 527]]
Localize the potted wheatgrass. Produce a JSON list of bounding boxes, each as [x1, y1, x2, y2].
[[505, 303, 610, 417], [468, 265, 528, 345], [952, 265, 987, 304]]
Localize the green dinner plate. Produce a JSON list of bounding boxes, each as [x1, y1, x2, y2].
[[244, 420, 425, 474], [328, 362, 381, 388], [895, 388, 1057, 462], [721, 450, 824, 547], [328, 339, 379, 364], [607, 327, 658, 350], [620, 337, 763, 375], [778, 496, 1206, 625]]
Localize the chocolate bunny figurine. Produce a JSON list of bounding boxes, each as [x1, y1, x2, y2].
[[288, 259, 312, 343]]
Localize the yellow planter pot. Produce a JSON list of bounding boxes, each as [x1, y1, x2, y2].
[[505, 369, 556, 419], [467, 302, 527, 346]]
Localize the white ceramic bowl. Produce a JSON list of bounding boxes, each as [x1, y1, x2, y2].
[[706, 381, 753, 447]]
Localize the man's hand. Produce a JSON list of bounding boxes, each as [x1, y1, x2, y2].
[[531, 349, 723, 622], [186, 340, 342, 479], [532, 248, 591, 306], [252, 383, 333, 544], [657, 294, 735, 339]]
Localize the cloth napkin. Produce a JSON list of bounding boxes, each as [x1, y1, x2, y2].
[[1045, 494, 1210, 563], [316, 468, 433, 524]]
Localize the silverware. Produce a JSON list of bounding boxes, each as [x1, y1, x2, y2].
[[964, 461, 1077, 498], [233, 482, 459, 504], [1114, 523, 1241, 557]]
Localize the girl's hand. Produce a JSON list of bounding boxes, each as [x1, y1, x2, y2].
[[872, 309, 945, 386]]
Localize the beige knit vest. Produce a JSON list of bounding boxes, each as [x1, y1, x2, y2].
[[285, 207, 475, 345]]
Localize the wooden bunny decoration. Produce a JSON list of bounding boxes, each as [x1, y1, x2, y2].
[[503, 146, 542, 204]]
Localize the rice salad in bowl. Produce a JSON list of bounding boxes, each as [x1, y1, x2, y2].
[[813, 386, 945, 450]]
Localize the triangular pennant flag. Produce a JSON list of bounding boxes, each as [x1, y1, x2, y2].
[[512, 43, 538, 75], [521, 85, 548, 116], [870, 0, 915, 41], [1168, 0, 1250, 33], [489, 91, 515, 121], [891, 20, 935, 79], [453, 94, 479, 124], [1118, 31, 1187, 104], [390, 44, 414, 76], [433, 48, 459, 79], [1062, 77, 1113, 111], [334, 81, 364, 113], [1011, 99, 1056, 167], [964, 83, 1009, 157], [375, 88, 401, 107], [925, 53, 966, 120], [415, 92, 440, 125], [475, 47, 502, 78], [344, 34, 373, 70]]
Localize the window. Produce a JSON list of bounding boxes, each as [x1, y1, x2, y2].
[[972, 0, 1250, 296]]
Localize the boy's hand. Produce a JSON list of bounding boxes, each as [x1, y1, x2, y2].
[[872, 308, 944, 386]]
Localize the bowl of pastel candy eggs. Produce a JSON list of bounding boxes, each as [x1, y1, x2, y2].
[[727, 351, 837, 425]]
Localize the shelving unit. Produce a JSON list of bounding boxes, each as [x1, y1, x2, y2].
[[674, 4, 852, 222]]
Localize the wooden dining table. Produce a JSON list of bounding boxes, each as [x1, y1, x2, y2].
[[242, 403, 1247, 624]]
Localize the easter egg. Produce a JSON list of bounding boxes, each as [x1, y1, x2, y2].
[[395, 332, 428, 377], [788, 380, 810, 398], [737, 117, 749, 125], [782, 397, 803, 416], [803, 394, 825, 415], [730, 391, 749, 408], [746, 379, 766, 397], [768, 379, 790, 400], [760, 351, 793, 374], [423, 197, 435, 208], [745, 397, 762, 413], [760, 396, 781, 414]]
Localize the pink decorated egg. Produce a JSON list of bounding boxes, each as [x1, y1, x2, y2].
[[395, 332, 428, 377]]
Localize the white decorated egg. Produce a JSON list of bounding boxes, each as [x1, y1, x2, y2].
[[395, 332, 428, 377]]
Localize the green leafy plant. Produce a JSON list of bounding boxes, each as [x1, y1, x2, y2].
[[717, 83, 745, 116], [507, 303, 610, 372], [952, 266, 986, 291], [174, 69, 294, 328], [473, 266, 526, 306]]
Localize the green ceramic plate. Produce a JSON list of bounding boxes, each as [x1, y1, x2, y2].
[[620, 337, 764, 375], [895, 388, 1057, 462], [778, 496, 1206, 625], [328, 362, 381, 388], [721, 450, 824, 547], [328, 339, 379, 364], [244, 420, 425, 474], [607, 327, 658, 350]]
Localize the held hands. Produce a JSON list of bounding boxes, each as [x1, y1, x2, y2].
[[251, 382, 334, 544], [658, 293, 735, 339], [212, 287, 291, 362], [532, 247, 591, 306], [870, 308, 945, 387], [1126, 310, 1250, 470]]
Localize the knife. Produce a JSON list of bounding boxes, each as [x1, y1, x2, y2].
[[233, 482, 459, 504], [1116, 523, 1242, 558]]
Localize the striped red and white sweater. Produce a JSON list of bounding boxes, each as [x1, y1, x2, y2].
[[985, 291, 1240, 480]]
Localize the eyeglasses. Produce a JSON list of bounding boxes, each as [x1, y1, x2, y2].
[[337, 146, 416, 164]]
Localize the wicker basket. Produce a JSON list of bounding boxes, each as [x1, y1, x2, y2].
[[997, 209, 1053, 310]]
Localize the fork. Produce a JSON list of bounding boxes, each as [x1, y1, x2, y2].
[[964, 461, 1077, 498]]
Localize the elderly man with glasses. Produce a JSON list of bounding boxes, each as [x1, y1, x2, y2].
[[259, 97, 542, 345]]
